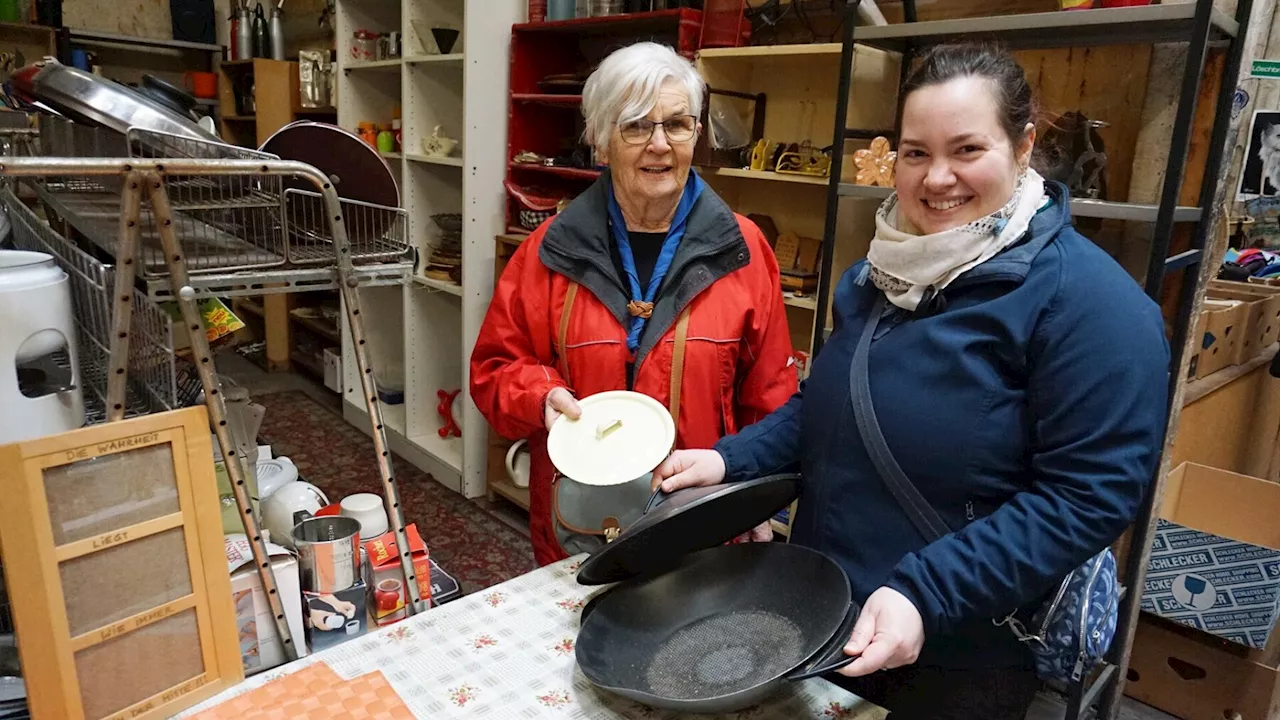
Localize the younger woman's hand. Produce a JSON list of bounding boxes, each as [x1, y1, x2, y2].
[[650, 449, 727, 492]]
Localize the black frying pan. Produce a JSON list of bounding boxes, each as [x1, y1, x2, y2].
[[576, 541, 858, 714]]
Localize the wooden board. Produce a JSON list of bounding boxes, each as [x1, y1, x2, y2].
[[0, 407, 243, 720], [63, 0, 173, 39]]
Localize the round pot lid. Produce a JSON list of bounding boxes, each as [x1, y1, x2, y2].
[[258, 120, 399, 207], [547, 390, 675, 487], [575, 473, 802, 585]]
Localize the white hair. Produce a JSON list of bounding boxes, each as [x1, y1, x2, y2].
[[581, 41, 705, 155]]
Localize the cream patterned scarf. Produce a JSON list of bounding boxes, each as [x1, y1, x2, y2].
[[867, 168, 1048, 311]]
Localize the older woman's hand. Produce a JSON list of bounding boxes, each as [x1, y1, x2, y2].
[[543, 387, 582, 431], [837, 587, 925, 677]]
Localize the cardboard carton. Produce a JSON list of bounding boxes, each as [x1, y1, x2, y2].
[[362, 524, 433, 626], [1140, 463, 1280, 650], [1189, 300, 1247, 379], [226, 534, 308, 675]]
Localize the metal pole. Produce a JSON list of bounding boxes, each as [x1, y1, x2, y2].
[[105, 172, 144, 420], [1101, 0, 1254, 716], [813, 0, 860, 357], [146, 172, 300, 662], [1141, 0, 1214, 299]]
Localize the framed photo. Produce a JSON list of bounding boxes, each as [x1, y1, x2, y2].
[[0, 407, 242, 720], [1237, 109, 1280, 200]]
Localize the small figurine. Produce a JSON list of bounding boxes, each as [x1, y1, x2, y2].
[[853, 136, 896, 187]]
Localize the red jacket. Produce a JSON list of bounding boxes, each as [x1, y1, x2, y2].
[[470, 175, 797, 565]]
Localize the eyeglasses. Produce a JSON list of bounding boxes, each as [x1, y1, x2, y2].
[[618, 114, 697, 145]]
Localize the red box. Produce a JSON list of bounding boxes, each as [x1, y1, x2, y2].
[[362, 524, 432, 626]]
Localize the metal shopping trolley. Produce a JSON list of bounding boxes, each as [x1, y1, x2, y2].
[[0, 111, 421, 663]]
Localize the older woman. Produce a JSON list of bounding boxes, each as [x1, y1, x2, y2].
[[653, 44, 1170, 719], [470, 41, 795, 566]]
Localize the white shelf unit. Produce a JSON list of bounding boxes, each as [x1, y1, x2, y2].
[[336, 0, 525, 497]]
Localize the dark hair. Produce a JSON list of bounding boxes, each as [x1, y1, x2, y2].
[[900, 44, 1035, 147]]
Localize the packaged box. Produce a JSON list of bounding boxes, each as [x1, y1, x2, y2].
[[323, 348, 342, 393], [1188, 299, 1247, 379], [214, 443, 270, 535], [1207, 280, 1280, 361], [362, 524, 433, 626], [303, 581, 368, 653], [226, 534, 308, 675], [1140, 463, 1280, 650], [1126, 615, 1280, 720]]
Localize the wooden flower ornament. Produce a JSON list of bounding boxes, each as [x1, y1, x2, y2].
[[853, 136, 896, 187]]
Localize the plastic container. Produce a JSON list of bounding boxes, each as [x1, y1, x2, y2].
[[376, 126, 395, 154]]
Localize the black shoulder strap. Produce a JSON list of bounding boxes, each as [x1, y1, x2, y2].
[[849, 292, 952, 542]]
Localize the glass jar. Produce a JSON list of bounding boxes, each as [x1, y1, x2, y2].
[[352, 29, 378, 62]]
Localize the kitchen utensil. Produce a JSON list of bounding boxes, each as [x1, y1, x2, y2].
[[184, 70, 218, 99], [258, 120, 400, 208], [339, 492, 389, 538], [235, 2, 253, 59], [505, 439, 531, 488], [431, 27, 460, 55], [375, 578, 403, 612], [547, 0, 574, 20], [269, 2, 285, 61], [10, 59, 220, 144], [262, 480, 328, 549], [293, 514, 361, 593], [140, 74, 201, 121], [546, 390, 675, 487], [255, 456, 299, 499], [0, 250, 83, 445], [252, 2, 269, 57], [575, 474, 858, 713]]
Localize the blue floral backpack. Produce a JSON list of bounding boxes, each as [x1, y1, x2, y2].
[[849, 293, 1119, 685]]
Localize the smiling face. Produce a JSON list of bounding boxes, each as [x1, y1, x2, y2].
[[895, 75, 1034, 235], [604, 79, 700, 215]]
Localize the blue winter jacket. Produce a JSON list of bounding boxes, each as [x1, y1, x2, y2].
[[715, 183, 1171, 669]]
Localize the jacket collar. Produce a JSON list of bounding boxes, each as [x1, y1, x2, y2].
[[953, 180, 1073, 286], [539, 168, 749, 369]]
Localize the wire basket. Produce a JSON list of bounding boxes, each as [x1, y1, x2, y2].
[[26, 117, 409, 279], [3, 188, 179, 421]]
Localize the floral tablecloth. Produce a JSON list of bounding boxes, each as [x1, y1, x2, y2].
[[177, 555, 885, 719]]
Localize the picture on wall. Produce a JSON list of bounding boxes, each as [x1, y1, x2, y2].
[[1238, 109, 1280, 199]]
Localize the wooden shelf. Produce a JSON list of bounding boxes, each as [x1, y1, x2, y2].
[[511, 93, 582, 106], [513, 8, 699, 36], [405, 53, 464, 64], [345, 58, 403, 70], [783, 293, 817, 311], [405, 153, 464, 167], [288, 310, 340, 345], [704, 166, 829, 186], [289, 350, 324, 379], [407, 432, 463, 474], [234, 298, 264, 318], [698, 43, 842, 59], [413, 275, 463, 297], [509, 162, 600, 180], [488, 475, 531, 512]]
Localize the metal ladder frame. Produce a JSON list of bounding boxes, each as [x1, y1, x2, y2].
[[0, 156, 427, 664]]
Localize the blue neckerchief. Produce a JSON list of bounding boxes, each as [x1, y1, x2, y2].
[[606, 170, 704, 353]]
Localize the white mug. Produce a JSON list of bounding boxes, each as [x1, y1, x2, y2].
[[340, 492, 389, 539], [506, 439, 531, 488]]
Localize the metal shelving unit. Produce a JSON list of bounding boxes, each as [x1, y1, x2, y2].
[[816, 1, 1254, 718]]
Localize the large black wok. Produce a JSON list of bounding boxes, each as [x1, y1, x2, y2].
[[574, 474, 858, 714]]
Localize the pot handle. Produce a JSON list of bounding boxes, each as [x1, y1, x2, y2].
[[643, 486, 668, 514], [786, 601, 860, 681]]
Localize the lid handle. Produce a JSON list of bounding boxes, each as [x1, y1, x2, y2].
[[595, 418, 622, 440]]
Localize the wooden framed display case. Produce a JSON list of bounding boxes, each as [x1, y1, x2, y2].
[[0, 407, 242, 720]]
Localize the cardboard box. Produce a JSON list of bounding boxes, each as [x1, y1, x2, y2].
[[1189, 300, 1247, 379], [303, 581, 368, 653], [226, 534, 308, 675], [1141, 463, 1280, 650], [1208, 280, 1280, 361], [362, 524, 433, 626], [1126, 615, 1280, 720]]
